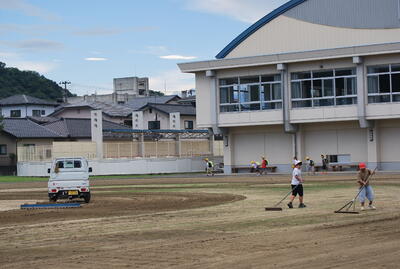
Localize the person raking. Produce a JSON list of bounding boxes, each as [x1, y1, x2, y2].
[[288, 160, 306, 208]]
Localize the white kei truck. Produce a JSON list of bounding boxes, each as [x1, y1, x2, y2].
[[48, 157, 92, 203]]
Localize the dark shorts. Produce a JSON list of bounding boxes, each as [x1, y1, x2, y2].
[[291, 184, 304, 197]]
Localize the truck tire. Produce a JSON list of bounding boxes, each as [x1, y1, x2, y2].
[[83, 192, 91, 203], [49, 196, 57, 202]]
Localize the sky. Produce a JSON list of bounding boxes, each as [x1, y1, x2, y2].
[[0, 0, 288, 96]]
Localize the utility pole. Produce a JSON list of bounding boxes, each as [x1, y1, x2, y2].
[[59, 81, 71, 103]]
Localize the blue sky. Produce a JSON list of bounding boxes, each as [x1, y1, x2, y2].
[[0, 0, 287, 95]]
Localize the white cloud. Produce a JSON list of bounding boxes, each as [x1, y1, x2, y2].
[[160, 55, 197, 60], [184, 0, 285, 23], [150, 69, 195, 93], [0, 39, 64, 51], [0, 50, 57, 73], [129, 45, 169, 55], [84, 57, 108, 61], [0, 0, 60, 21]]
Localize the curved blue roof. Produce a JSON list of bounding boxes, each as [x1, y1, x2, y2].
[[215, 0, 307, 59]]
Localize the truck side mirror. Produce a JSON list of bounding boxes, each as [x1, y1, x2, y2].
[[48, 168, 51, 174], [88, 167, 93, 173]]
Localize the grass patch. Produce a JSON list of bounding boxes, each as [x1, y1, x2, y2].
[[0, 176, 47, 183]]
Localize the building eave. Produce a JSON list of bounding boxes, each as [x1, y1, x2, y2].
[[179, 42, 400, 73]]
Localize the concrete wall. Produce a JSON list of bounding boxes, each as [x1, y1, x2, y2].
[[1, 105, 55, 118], [227, 15, 400, 58], [17, 157, 222, 177]]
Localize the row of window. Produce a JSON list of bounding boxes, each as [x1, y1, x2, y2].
[[147, 120, 194, 130], [218, 64, 400, 113], [219, 75, 282, 112], [4, 109, 46, 118]]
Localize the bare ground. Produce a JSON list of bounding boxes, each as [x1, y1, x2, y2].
[[0, 173, 400, 268]]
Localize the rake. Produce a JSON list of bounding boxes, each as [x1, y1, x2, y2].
[[334, 167, 377, 214], [265, 185, 299, 211]]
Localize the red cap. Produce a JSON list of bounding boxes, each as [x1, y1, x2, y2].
[[359, 162, 366, 169]]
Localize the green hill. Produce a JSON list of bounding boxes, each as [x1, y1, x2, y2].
[[0, 62, 74, 101]]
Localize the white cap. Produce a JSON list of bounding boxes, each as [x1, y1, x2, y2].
[[295, 160, 302, 166]]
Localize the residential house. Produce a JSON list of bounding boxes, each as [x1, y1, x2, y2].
[[0, 94, 59, 118]]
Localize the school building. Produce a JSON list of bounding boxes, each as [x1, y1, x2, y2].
[[179, 0, 400, 173]]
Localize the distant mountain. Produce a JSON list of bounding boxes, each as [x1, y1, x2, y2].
[[0, 62, 74, 101]]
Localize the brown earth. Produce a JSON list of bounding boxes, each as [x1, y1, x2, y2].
[[0, 173, 400, 268]]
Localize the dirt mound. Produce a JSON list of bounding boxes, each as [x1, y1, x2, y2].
[[0, 192, 245, 226]]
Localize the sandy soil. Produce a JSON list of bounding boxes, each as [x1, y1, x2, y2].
[[0, 173, 400, 268]]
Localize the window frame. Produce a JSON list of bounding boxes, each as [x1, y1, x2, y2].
[[184, 120, 194, 130], [291, 68, 357, 109], [367, 64, 400, 104], [10, 110, 22, 118], [0, 145, 7, 155], [219, 74, 282, 113]]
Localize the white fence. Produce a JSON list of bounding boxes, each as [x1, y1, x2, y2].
[[17, 157, 223, 177], [17, 141, 223, 162]]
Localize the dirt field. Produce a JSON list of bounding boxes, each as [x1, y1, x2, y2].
[[1, 173, 400, 268]]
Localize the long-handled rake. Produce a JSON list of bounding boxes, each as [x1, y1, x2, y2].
[[265, 185, 299, 211], [334, 167, 377, 214]]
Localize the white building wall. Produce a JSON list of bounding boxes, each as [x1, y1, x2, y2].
[[379, 120, 400, 167], [227, 16, 400, 58], [1, 105, 55, 118], [195, 72, 213, 128]]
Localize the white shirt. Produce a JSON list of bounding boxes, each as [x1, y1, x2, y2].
[[291, 167, 302, 185]]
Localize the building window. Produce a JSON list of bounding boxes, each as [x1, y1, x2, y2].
[[0, 145, 7, 155], [32, 110, 41, 117], [148, 121, 160, 130], [291, 69, 357, 108], [41, 110, 46, 115], [367, 64, 400, 103], [184, 120, 194, 130], [10, 110, 21, 118], [219, 75, 282, 113]]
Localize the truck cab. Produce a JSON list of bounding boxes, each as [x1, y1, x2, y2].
[[48, 157, 92, 203]]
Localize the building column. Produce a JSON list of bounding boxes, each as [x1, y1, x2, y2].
[[91, 110, 103, 159], [138, 133, 145, 157], [367, 125, 380, 169], [295, 127, 305, 162], [354, 56, 374, 129], [223, 129, 233, 175]]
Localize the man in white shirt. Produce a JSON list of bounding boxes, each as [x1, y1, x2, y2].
[[287, 160, 306, 209]]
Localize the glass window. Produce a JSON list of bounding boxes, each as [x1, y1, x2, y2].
[[368, 95, 391, 103], [392, 64, 400, 72], [272, 84, 281, 100], [324, 80, 334, 96], [346, 78, 357, 95], [261, 84, 271, 101], [291, 72, 311, 80], [292, 100, 312, 108], [313, 99, 334, 107], [367, 65, 390, 74], [261, 74, 281, 82], [337, 97, 357, 106], [291, 82, 301, 99], [41, 110, 46, 115], [219, 74, 282, 112], [313, 80, 322, 98], [392, 73, 400, 92], [219, 78, 238, 86], [220, 87, 230, 104], [367, 76, 379, 94], [240, 76, 259, 84], [74, 160, 82, 168], [0, 145, 7, 155], [250, 85, 260, 101], [184, 120, 194, 130], [301, 81, 312, 98], [336, 69, 356, 76], [32, 110, 41, 117], [148, 121, 160, 130], [379, 74, 391, 93], [313, 70, 333, 78], [336, 78, 345, 96], [10, 110, 21, 118]]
